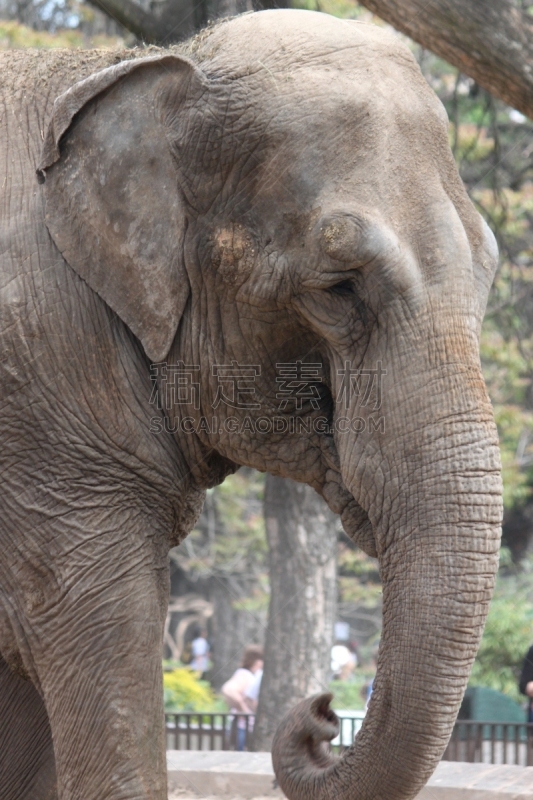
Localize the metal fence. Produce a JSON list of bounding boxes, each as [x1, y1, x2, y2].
[[442, 721, 533, 766], [165, 713, 533, 766], [165, 710, 366, 753], [330, 711, 366, 752], [165, 713, 254, 752]]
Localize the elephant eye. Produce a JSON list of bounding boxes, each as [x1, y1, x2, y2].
[[328, 279, 355, 297]]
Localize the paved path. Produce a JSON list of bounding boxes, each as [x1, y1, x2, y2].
[[167, 751, 282, 798], [169, 793, 273, 800], [167, 751, 533, 799]]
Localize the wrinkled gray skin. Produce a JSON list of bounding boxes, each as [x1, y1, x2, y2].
[[0, 10, 502, 800]]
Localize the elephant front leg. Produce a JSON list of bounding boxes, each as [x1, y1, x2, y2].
[[0, 654, 57, 800], [27, 553, 169, 800]]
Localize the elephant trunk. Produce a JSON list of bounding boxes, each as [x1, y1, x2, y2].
[[272, 415, 502, 800]]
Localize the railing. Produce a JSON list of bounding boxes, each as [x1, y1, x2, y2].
[[165, 713, 533, 766], [330, 711, 365, 752], [442, 721, 533, 766], [165, 710, 365, 753], [165, 713, 254, 752]]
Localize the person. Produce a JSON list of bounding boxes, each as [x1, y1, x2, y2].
[[244, 664, 263, 713], [330, 641, 357, 681], [519, 644, 533, 723], [221, 645, 264, 750], [190, 627, 210, 677]]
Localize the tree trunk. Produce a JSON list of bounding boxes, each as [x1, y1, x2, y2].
[[252, 476, 337, 751], [86, 0, 204, 43], [209, 574, 266, 690], [86, 0, 289, 45], [358, 0, 533, 119]]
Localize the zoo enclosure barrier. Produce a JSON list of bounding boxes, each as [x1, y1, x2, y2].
[[441, 720, 533, 767], [165, 711, 365, 754], [165, 713, 533, 766], [165, 712, 255, 752]]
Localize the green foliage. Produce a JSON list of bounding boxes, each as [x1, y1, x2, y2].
[[470, 598, 532, 702], [337, 542, 381, 606], [163, 667, 224, 713], [470, 550, 533, 702], [0, 19, 121, 49], [172, 470, 267, 584], [210, 471, 267, 568], [328, 672, 375, 711], [170, 469, 269, 622], [292, 0, 366, 18]]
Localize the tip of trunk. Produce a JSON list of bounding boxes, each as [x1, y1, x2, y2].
[[271, 693, 339, 797]]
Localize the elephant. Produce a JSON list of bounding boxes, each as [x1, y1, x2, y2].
[[0, 8, 502, 800]]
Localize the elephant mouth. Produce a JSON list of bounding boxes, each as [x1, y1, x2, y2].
[[338, 495, 377, 558], [278, 366, 379, 555], [317, 437, 378, 557]]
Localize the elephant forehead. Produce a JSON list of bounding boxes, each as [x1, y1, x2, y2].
[[188, 10, 480, 253], [192, 9, 446, 123], [192, 9, 413, 78], [184, 12, 453, 208], [240, 82, 446, 226]]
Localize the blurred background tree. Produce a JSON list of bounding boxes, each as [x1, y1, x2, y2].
[[168, 469, 268, 690], [253, 476, 337, 749]]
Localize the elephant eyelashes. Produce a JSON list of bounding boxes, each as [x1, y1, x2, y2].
[[324, 279, 370, 334], [328, 279, 355, 297]]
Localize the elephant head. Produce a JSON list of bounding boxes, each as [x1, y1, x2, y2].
[[38, 10, 502, 800]]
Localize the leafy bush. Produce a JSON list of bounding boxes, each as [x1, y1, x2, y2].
[[163, 668, 221, 713], [0, 20, 121, 50], [470, 598, 532, 703], [328, 673, 375, 711], [470, 550, 533, 703]]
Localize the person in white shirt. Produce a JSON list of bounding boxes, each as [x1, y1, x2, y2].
[[244, 667, 263, 712], [331, 642, 357, 681], [221, 645, 263, 750]]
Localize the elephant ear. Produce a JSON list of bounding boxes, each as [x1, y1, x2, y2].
[[37, 55, 206, 363]]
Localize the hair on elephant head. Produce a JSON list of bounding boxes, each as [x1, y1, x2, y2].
[[1, 9, 501, 800]]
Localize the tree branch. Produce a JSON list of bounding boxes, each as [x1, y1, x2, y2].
[[86, 0, 290, 45], [358, 0, 533, 119], [87, 0, 204, 44]]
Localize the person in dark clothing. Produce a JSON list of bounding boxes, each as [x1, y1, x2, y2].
[[519, 644, 533, 722]]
